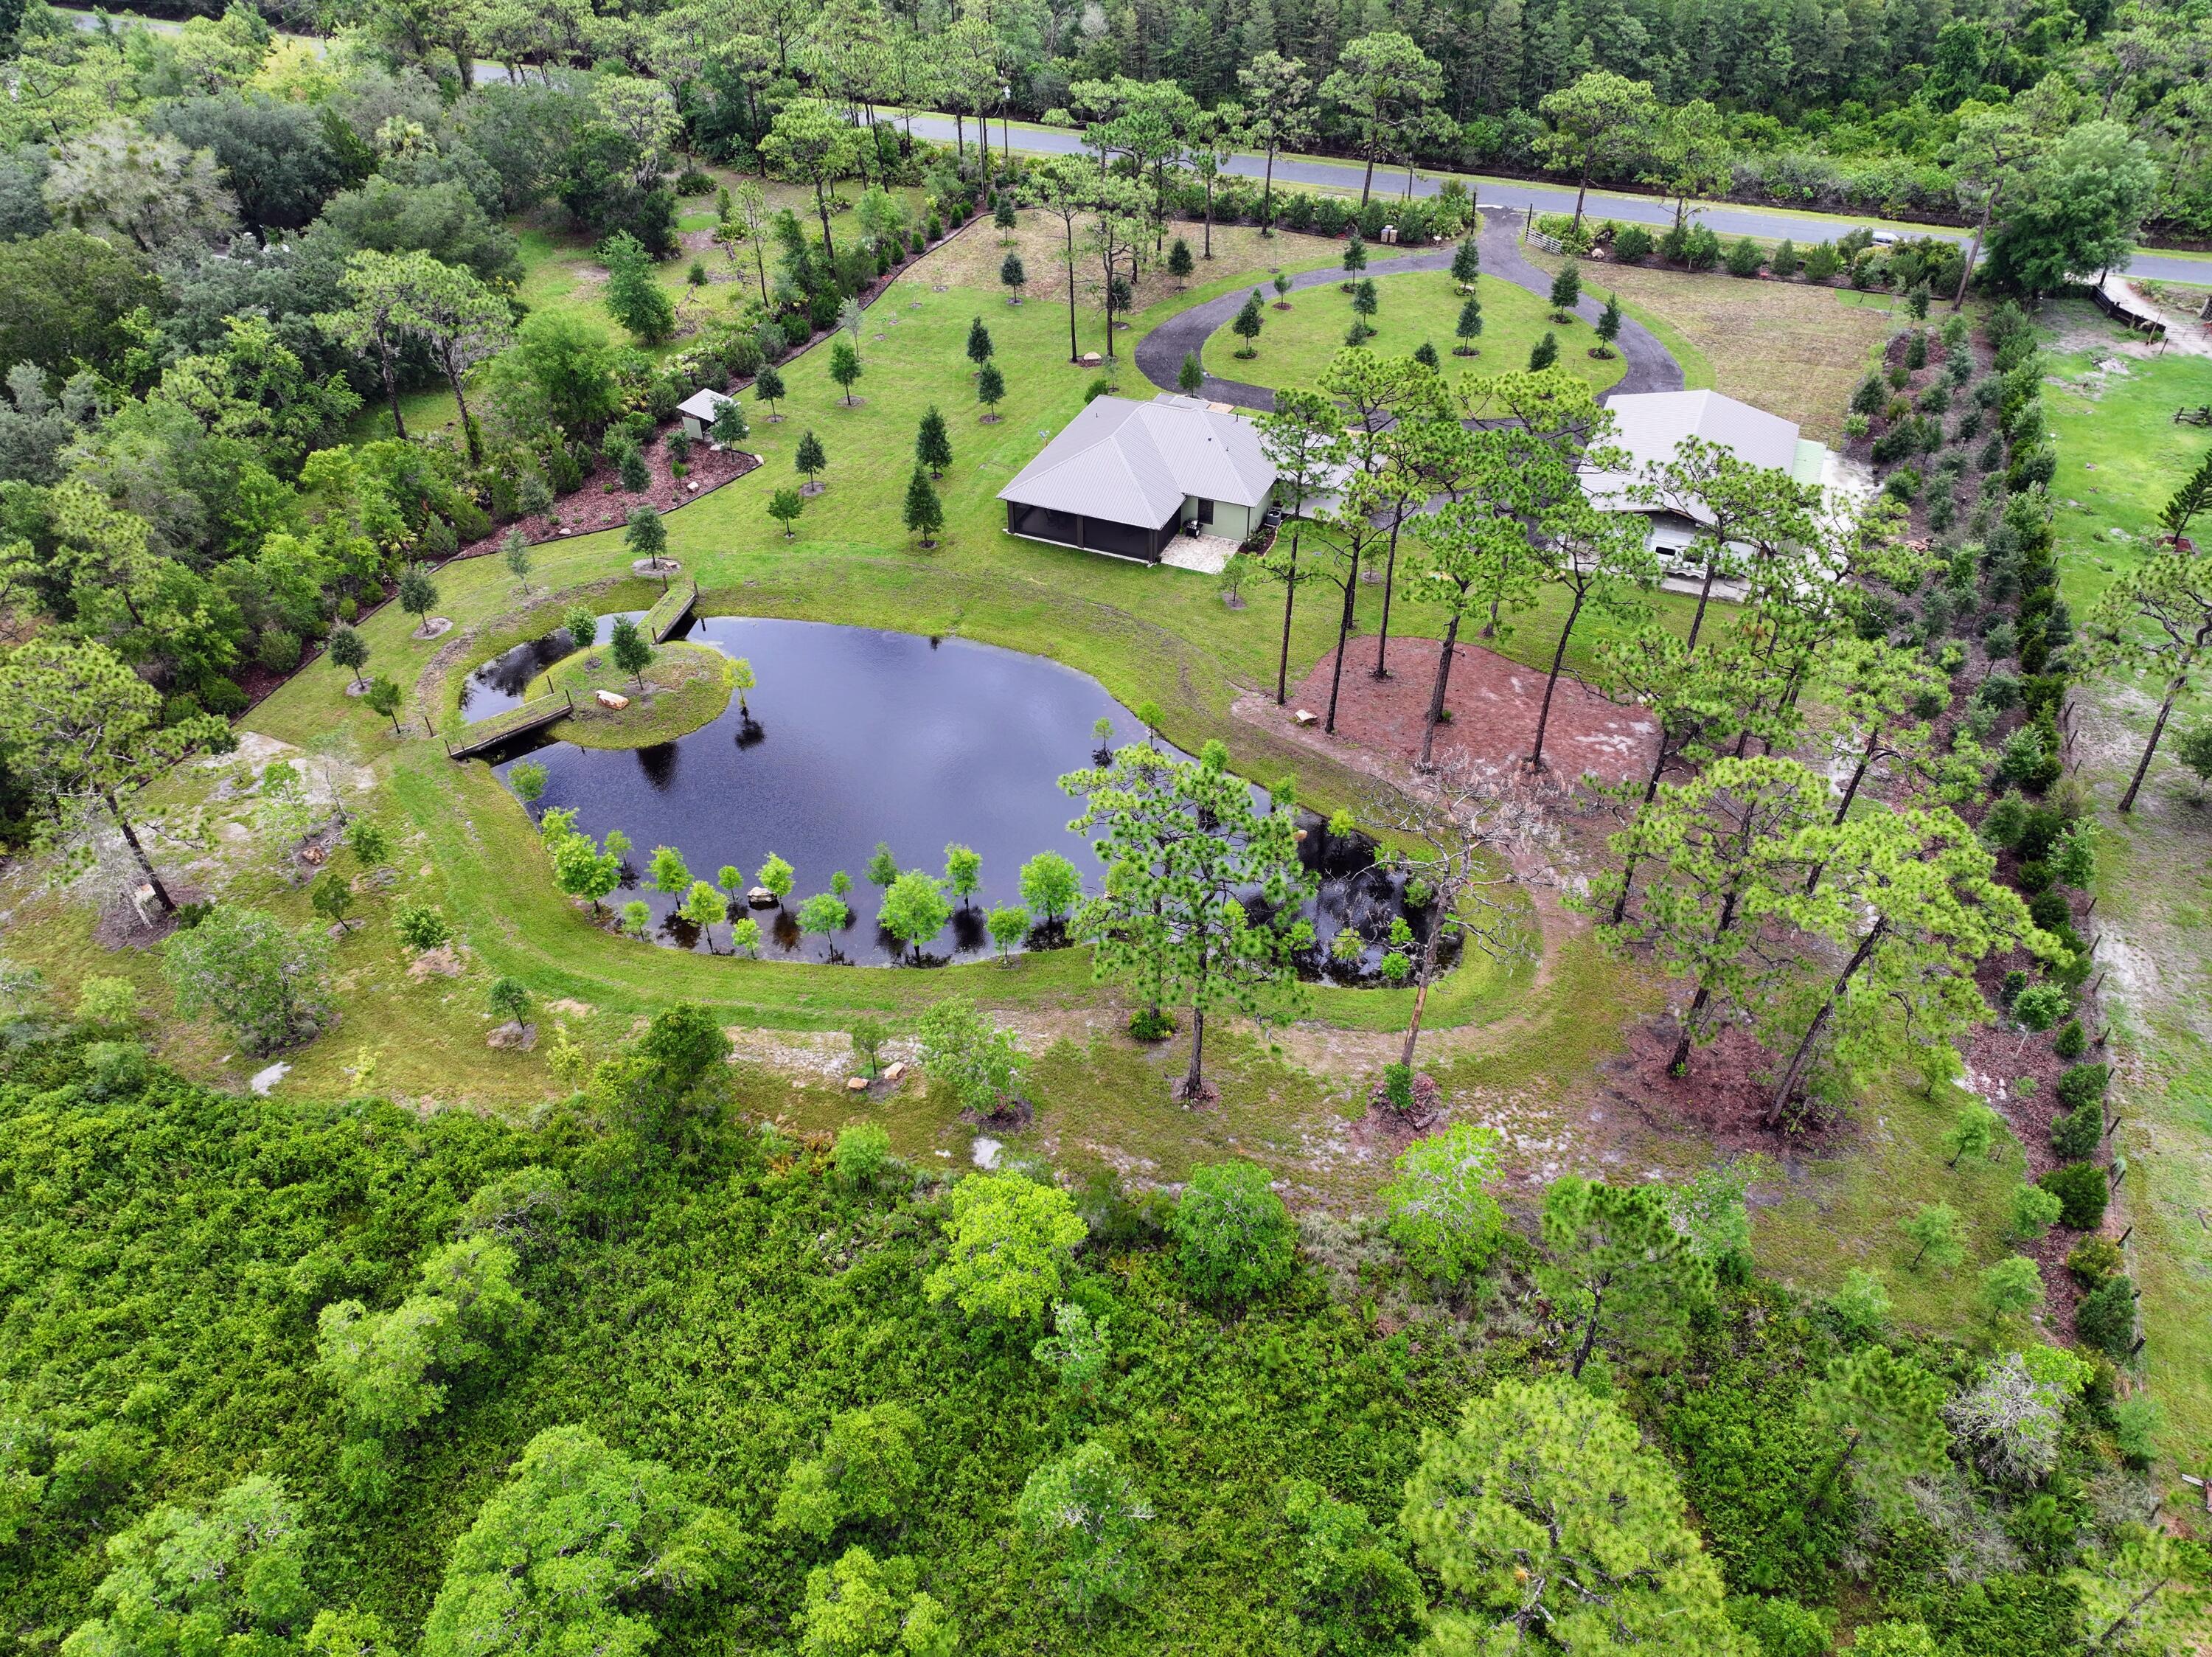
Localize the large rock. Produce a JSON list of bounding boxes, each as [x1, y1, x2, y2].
[[488, 1020, 538, 1052]]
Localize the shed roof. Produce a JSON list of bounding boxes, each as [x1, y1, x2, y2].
[[1580, 389, 1804, 524], [998, 395, 1276, 528], [678, 387, 734, 420]]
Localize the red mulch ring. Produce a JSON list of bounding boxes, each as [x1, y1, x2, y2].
[[456, 432, 760, 560], [1290, 634, 1657, 787]]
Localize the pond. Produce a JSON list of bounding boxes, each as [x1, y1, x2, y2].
[[476, 615, 1446, 976]]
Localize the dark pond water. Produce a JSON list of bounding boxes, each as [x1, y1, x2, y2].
[[477, 615, 1444, 974]]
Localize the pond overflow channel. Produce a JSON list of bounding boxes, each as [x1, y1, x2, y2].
[[456, 614, 1455, 979]]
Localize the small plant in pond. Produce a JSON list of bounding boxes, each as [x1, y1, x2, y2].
[[757, 852, 794, 903], [1091, 716, 1113, 755], [1135, 700, 1164, 745], [830, 869, 852, 909], [647, 844, 692, 899], [915, 406, 952, 478], [620, 899, 650, 938], [717, 864, 743, 911], [879, 869, 953, 963], [987, 903, 1029, 963], [509, 760, 548, 813], [945, 844, 981, 907], [680, 880, 728, 950], [795, 430, 827, 493], [866, 842, 898, 889], [798, 892, 847, 957], [1020, 850, 1081, 927], [610, 616, 655, 689], [728, 915, 762, 956], [768, 486, 805, 538]]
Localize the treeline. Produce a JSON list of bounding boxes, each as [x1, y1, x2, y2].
[[0, 1018, 2199, 1655]]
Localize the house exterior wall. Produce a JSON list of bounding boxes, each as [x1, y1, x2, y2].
[[681, 413, 711, 440], [1176, 487, 1269, 545]]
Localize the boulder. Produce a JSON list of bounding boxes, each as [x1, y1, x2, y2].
[[846, 1075, 869, 1092], [882, 1060, 907, 1083], [746, 886, 779, 908], [487, 1020, 538, 1051], [595, 689, 630, 710], [1293, 708, 1319, 727]]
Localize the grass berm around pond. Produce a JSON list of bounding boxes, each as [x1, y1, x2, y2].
[[540, 639, 734, 748]]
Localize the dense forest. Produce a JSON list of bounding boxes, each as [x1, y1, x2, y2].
[[0, 1023, 2199, 1656]]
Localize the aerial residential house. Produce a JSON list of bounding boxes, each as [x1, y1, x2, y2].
[[1577, 389, 1835, 574], [677, 387, 737, 442], [998, 394, 1278, 563]]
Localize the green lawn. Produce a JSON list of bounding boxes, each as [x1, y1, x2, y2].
[[1206, 268, 1627, 396], [541, 637, 735, 748], [2039, 309, 2212, 1458]]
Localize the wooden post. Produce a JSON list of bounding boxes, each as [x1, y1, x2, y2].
[[2119, 1225, 2134, 1246], [2132, 1334, 2146, 1356], [2107, 1114, 2122, 1139]]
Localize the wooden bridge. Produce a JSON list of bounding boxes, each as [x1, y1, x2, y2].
[[446, 688, 575, 760], [643, 576, 698, 643]]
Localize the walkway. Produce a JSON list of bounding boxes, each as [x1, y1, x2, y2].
[[1133, 212, 1683, 411]]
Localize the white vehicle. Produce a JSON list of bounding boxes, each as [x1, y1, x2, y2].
[[1870, 229, 1899, 246]]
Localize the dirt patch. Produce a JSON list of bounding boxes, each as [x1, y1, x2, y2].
[[407, 944, 466, 980], [1281, 633, 1658, 788]]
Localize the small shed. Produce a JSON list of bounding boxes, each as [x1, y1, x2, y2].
[[678, 387, 735, 441]]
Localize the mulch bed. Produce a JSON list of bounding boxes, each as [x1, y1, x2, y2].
[[455, 434, 761, 559], [1287, 633, 1658, 788]]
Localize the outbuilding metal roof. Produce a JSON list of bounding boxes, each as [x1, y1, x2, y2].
[[677, 387, 734, 420], [998, 395, 1277, 528], [1581, 389, 1817, 524]]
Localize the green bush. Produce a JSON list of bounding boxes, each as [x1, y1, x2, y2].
[[1612, 223, 1653, 263], [1169, 1161, 1297, 1305], [2053, 1018, 2087, 1061], [1725, 236, 1764, 277], [2073, 1275, 2135, 1359], [2067, 1234, 2124, 1285], [2037, 1161, 2108, 1231], [1727, 1594, 1833, 1656], [1802, 241, 1840, 281], [2055, 1063, 2110, 1111], [2050, 1107, 2102, 1162]]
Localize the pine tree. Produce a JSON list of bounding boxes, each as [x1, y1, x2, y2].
[[1595, 292, 1622, 355], [915, 406, 952, 477], [999, 250, 1026, 302], [1528, 330, 1559, 370], [829, 337, 863, 406], [975, 361, 1005, 419], [1453, 294, 1482, 354], [965, 316, 993, 369], [1166, 237, 1194, 285], [1450, 235, 1480, 285], [754, 362, 785, 420], [1231, 291, 1265, 356], [1340, 229, 1367, 282], [1178, 352, 1203, 393], [1548, 259, 1582, 319], [903, 468, 944, 547]]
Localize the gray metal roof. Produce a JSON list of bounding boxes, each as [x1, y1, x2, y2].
[[998, 395, 1277, 527], [1580, 390, 1802, 524]]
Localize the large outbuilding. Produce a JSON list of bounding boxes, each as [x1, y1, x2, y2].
[[1577, 389, 1834, 572], [998, 394, 1278, 563]]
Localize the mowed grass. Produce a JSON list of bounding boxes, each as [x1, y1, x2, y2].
[[543, 638, 734, 748], [1204, 268, 1626, 397], [1520, 248, 1898, 444], [2040, 323, 2212, 1456]]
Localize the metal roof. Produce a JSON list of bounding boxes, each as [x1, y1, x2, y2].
[[998, 395, 1277, 527], [1580, 389, 1804, 524], [677, 387, 734, 420]]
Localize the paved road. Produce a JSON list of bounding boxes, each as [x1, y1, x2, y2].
[[1133, 211, 1681, 411], [906, 113, 2212, 286]]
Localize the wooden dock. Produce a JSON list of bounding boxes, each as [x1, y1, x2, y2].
[[644, 576, 698, 643], [446, 689, 575, 759]]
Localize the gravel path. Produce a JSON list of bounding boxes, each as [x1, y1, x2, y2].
[[1133, 212, 1683, 411]]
